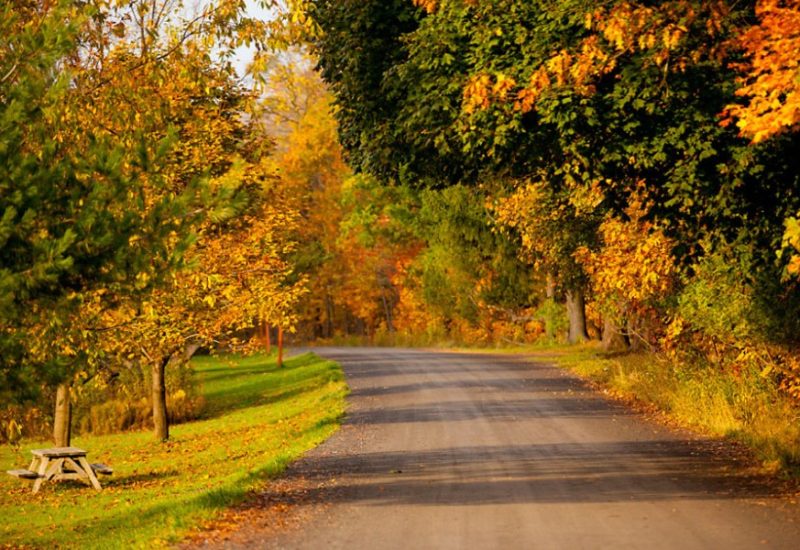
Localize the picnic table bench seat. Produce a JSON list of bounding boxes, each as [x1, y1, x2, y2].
[[6, 469, 42, 479], [90, 463, 113, 475]]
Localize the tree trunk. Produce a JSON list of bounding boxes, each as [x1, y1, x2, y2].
[[53, 383, 71, 447], [264, 322, 272, 354], [184, 343, 200, 362], [627, 315, 649, 352], [152, 356, 170, 441], [566, 289, 589, 344], [381, 292, 394, 332], [545, 272, 556, 299], [325, 295, 334, 338], [277, 326, 284, 368], [602, 316, 629, 352]]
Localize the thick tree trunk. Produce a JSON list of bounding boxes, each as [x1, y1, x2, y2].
[[152, 356, 170, 441], [602, 316, 629, 352], [277, 326, 284, 368], [566, 289, 589, 344], [53, 383, 71, 447]]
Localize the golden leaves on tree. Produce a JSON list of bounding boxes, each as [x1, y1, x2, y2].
[[575, 187, 677, 322], [724, 0, 800, 143], [463, 1, 730, 116]]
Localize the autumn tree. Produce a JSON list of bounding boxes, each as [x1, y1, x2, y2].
[[413, 185, 536, 341], [78, 1, 312, 441], [310, 0, 800, 348], [0, 0, 199, 431], [574, 191, 678, 350], [0, 0, 314, 442], [493, 181, 599, 343], [261, 55, 353, 340]]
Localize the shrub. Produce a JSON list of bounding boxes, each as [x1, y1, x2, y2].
[[536, 298, 568, 341], [5, 358, 207, 441]]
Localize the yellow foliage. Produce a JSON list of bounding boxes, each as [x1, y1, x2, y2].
[[463, 73, 493, 113], [575, 188, 677, 332], [464, 72, 517, 113], [780, 214, 800, 278]]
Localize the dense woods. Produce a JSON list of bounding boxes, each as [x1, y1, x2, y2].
[[302, 0, 800, 410], [3, 0, 800, 469]]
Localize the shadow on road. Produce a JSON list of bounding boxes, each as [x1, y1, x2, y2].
[[268, 348, 780, 509], [271, 439, 773, 507]]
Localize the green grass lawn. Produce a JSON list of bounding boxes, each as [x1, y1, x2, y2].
[[0, 352, 348, 549]]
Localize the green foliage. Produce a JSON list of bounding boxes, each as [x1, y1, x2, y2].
[[535, 299, 569, 341], [414, 185, 535, 320], [309, 0, 421, 181], [676, 249, 763, 345], [338, 174, 418, 248]]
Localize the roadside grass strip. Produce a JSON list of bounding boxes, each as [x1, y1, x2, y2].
[[551, 345, 800, 473], [0, 352, 347, 548]]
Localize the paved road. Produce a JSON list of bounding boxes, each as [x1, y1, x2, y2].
[[206, 347, 800, 549]]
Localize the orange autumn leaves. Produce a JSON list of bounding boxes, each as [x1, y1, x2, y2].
[[725, 0, 800, 143], [413, 0, 440, 13], [721, 1, 800, 278], [462, 1, 730, 115], [456, 0, 800, 143]]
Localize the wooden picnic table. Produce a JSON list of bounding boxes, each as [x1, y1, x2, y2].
[[6, 447, 112, 494]]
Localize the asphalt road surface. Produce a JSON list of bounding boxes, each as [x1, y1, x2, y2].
[[201, 347, 800, 549]]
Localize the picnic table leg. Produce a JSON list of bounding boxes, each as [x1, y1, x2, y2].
[[45, 458, 65, 480], [31, 456, 50, 494], [76, 457, 102, 490]]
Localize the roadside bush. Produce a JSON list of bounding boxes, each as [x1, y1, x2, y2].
[[72, 359, 204, 435], [4, 358, 206, 441], [536, 298, 568, 341], [662, 248, 800, 395], [77, 389, 204, 435], [0, 404, 47, 445]]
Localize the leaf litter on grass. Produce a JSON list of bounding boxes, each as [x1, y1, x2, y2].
[[0, 352, 347, 549]]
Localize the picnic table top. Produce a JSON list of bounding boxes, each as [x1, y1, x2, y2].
[[31, 447, 87, 458]]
